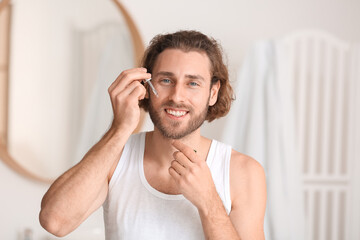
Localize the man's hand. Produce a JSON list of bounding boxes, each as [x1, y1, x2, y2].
[[108, 68, 150, 133], [169, 140, 218, 211]]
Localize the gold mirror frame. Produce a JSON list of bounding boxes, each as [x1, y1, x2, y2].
[[0, 0, 145, 183]]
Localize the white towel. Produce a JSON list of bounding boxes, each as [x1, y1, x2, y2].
[[222, 40, 305, 240]]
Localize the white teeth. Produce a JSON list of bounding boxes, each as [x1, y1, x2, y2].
[[166, 109, 187, 117]]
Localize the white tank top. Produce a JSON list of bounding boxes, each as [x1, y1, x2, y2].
[[103, 132, 232, 240]]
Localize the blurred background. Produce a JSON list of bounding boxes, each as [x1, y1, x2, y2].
[[0, 0, 359, 239]]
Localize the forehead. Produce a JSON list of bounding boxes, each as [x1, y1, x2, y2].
[[152, 49, 212, 80]]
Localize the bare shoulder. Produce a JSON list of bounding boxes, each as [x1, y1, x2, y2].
[[228, 150, 266, 238], [228, 150, 266, 239], [230, 149, 265, 179], [229, 149, 266, 204]]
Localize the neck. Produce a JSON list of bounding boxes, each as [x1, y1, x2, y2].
[[145, 128, 207, 166]]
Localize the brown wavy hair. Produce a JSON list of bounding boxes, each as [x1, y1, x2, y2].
[[139, 30, 234, 122]]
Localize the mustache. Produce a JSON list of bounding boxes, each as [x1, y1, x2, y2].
[[161, 100, 192, 111]]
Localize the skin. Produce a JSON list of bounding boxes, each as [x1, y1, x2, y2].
[[39, 49, 267, 239]]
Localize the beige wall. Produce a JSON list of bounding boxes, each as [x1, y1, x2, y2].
[[1, 0, 359, 239]]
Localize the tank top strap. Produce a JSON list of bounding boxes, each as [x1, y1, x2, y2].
[[108, 132, 145, 192], [206, 140, 232, 214]]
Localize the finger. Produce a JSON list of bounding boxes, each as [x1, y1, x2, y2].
[[120, 80, 145, 98], [110, 73, 150, 97], [108, 68, 150, 93], [128, 82, 147, 101], [172, 140, 198, 162], [173, 151, 193, 167], [109, 67, 147, 91], [108, 68, 145, 92], [110, 81, 144, 107], [169, 166, 181, 181], [170, 160, 186, 176]]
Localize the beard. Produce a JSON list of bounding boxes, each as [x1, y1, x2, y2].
[[148, 98, 209, 139]]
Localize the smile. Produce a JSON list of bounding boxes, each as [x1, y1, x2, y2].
[[165, 109, 188, 117]]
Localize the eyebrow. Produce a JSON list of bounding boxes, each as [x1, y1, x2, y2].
[[153, 71, 205, 82], [153, 71, 174, 78]]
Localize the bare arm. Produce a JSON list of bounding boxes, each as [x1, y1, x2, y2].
[[39, 68, 150, 237], [197, 190, 240, 240], [170, 142, 266, 240], [229, 151, 267, 239], [198, 152, 266, 240], [39, 127, 130, 237]]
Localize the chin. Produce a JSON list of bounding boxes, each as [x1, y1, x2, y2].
[[158, 125, 197, 140]]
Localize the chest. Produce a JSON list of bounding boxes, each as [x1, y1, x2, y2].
[[143, 160, 181, 195], [104, 159, 205, 239]]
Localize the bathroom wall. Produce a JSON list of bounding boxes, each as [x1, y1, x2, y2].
[[1, 0, 359, 239]]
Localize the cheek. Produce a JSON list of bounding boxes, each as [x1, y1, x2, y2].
[[189, 94, 209, 109], [149, 95, 167, 109]]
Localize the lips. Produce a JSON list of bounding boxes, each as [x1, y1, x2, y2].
[[165, 108, 188, 117]]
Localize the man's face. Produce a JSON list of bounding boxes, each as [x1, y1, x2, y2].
[[147, 49, 220, 139]]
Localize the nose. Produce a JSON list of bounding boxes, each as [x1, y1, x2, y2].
[[168, 83, 186, 103]]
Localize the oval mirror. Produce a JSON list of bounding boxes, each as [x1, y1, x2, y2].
[[0, 0, 145, 182]]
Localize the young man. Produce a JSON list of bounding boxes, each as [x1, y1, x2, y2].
[[39, 30, 266, 240]]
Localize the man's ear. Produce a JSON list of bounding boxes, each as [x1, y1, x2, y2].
[[209, 80, 220, 106]]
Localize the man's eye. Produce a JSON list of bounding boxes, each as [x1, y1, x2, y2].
[[161, 79, 171, 84], [189, 82, 199, 87]]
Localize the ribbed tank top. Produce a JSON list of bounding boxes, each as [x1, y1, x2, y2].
[[103, 132, 232, 240]]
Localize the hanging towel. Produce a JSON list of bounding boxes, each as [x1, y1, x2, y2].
[[222, 40, 305, 240]]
